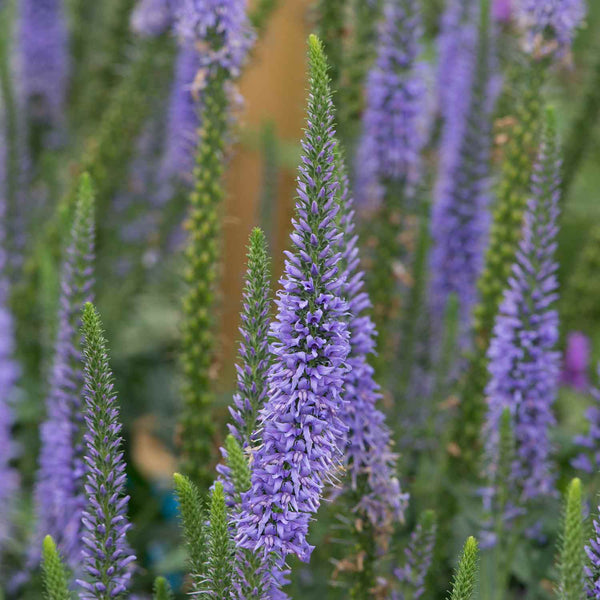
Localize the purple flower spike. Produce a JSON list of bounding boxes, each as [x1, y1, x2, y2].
[[17, 0, 69, 122], [484, 117, 561, 503], [32, 175, 95, 571], [77, 303, 135, 600], [492, 0, 512, 23], [175, 0, 254, 78], [336, 157, 408, 527], [354, 0, 427, 209], [0, 107, 19, 549], [430, 0, 497, 338], [562, 331, 590, 392], [236, 35, 350, 564]]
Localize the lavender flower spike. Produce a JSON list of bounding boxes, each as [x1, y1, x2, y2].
[[236, 35, 350, 563], [354, 0, 426, 208], [484, 112, 561, 503], [586, 503, 600, 597], [17, 0, 69, 122], [0, 99, 19, 549], [336, 154, 408, 527], [429, 0, 496, 336], [32, 174, 95, 570], [77, 303, 136, 599]]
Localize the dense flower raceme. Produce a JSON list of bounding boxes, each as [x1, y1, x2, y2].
[[131, 0, 174, 36], [484, 119, 561, 503], [429, 0, 497, 335], [562, 331, 591, 392], [514, 0, 586, 57], [492, 0, 511, 23], [32, 175, 95, 570], [354, 0, 427, 208], [17, 0, 69, 121], [77, 303, 135, 599], [336, 156, 408, 527], [586, 502, 600, 598], [236, 35, 350, 564], [175, 0, 255, 78], [572, 365, 600, 474], [0, 102, 19, 549]]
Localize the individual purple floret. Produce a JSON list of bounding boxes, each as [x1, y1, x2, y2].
[[32, 176, 95, 571], [175, 0, 255, 78], [429, 1, 496, 337], [514, 0, 586, 56], [236, 35, 350, 564], [484, 121, 561, 503], [17, 0, 69, 122], [131, 0, 173, 36], [159, 45, 202, 186], [336, 158, 408, 527], [562, 331, 590, 392], [0, 110, 19, 549], [354, 0, 427, 209], [77, 303, 135, 599], [572, 364, 600, 474]]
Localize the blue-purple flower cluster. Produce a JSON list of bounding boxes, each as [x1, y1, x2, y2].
[[354, 0, 426, 208], [17, 0, 68, 121], [236, 36, 350, 563], [484, 126, 561, 503], [429, 0, 496, 335]]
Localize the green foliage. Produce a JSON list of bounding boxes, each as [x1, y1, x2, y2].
[[41, 536, 71, 600], [173, 472, 208, 586], [557, 478, 585, 600], [249, 0, 281, 33], [495, 408, 516, 519], [205, 481, 234, 599], [152, 576, 174, 600], [224, 434, 251, 505], [179, 70, 229, 489], [449, 537, 479, 600], [562, 45, 600, 196]]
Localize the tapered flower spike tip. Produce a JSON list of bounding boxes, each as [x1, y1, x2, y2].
[[41, 535, 70, 600], [449, 536, 479, 600], [559, 478, 585, 600], [153, 576, 174, 600]]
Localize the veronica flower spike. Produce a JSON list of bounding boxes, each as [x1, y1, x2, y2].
[[484, 110, 561, 504], [32, 173, 95, 570], [236, 34, 350, 564], [77, 303, 135, 599]]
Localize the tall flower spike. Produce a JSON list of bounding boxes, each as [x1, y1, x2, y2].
[[336, 153, 407, 526], [178, 0, 253, 488], [448, 537, 479, 600], [586, 501, 600, 597], [41, 536, 71, 600], [32, 174, 95, 571], [77, 303, 135, 599], [355, 0, 426, 377], [429, 0, 496, 338], [484, 111, 561, 503], [236, 34, 350, 564], [17, 0, 69, 122], [0, 100, 19, 550]]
